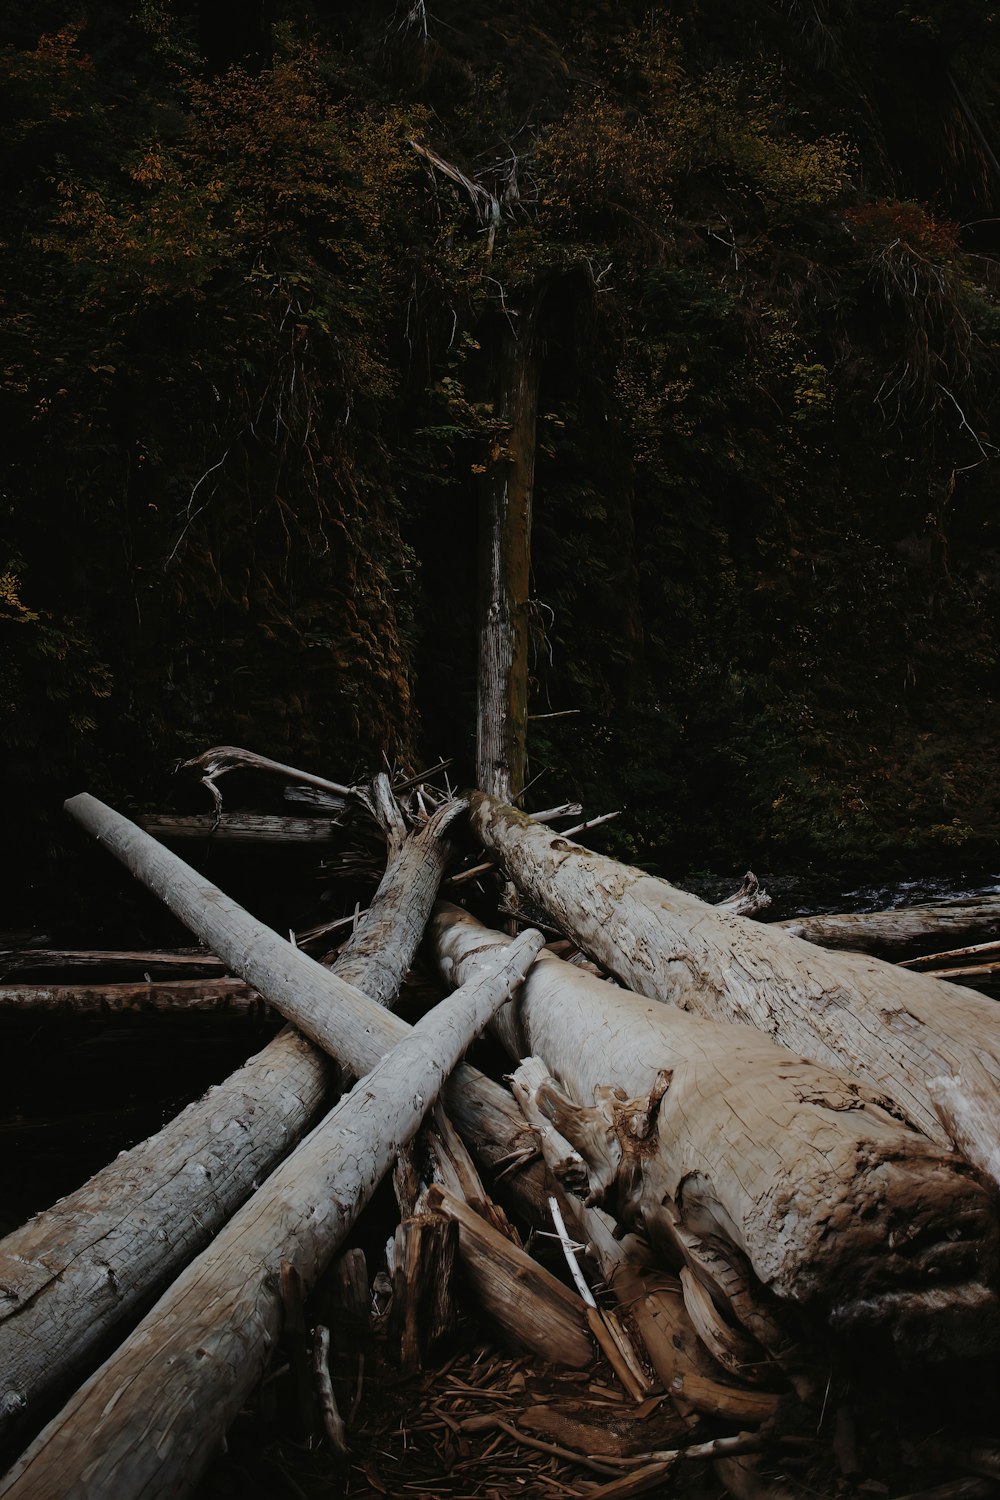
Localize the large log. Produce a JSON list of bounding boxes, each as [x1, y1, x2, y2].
[[0, 932, 544, 1500], [776, 896, 1000, 956], [0, 796, 463, 1448], [430, 906, 999, 1353], [466, 793, 1000, 1188]]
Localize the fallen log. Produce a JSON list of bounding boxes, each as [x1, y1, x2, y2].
[[0, 932, 544, 1500], [431, 905, 999, 1353], [0, 978, 259, 1015], [899, 938, 1000, 969], [140, 813, 340, 843], [0, 795, 464, 1449], [60, 792, 551, 1212], [466, 793, 1000, 1188], [775, 895, 1000, 956], [0, 949, 224, 978]]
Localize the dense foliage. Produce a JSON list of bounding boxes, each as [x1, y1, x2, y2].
[[4, 0, 1000, 912]]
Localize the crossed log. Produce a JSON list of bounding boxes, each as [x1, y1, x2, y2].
[[2, 787, 1000, 1497]]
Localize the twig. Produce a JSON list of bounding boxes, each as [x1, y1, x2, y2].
[[478, 1418, 622, 1477], [560, 811, 621, 839], [548, 1196, 596, 1307], [576, 1431, 765, 1499]]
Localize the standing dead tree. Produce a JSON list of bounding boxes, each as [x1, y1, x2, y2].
[[476, 296, 543, 802]]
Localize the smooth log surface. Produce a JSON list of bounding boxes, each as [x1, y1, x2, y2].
[[776, 896, 1000, 955], [0, 1027, 330, 1448], [431, 907, 998, 1345], [0, 932, 543, 1500], [467, 793, 1000, 1187], [476, 300, 540, 802]]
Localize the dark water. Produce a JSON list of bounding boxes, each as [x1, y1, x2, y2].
[[681, 866, 1000, 920]]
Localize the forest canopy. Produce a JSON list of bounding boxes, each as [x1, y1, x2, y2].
[[4, 0, 1000, 915]]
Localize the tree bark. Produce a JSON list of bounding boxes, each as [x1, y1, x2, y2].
[[0, 978, 259, 1014], [0, 933, 544, 1500], [466, 792, 1000, 1189], [430, 906, 998, 1354], [775, 896, 1000, 956], [0, 950, 224, 977], [476, 301, 542, 801], [0, 798, 460, 1450]]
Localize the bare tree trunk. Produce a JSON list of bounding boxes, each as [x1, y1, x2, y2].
[[476, 301, 541, 801], [430, 905, 998, 1354], [0, 798, 459, 1449], [0, 934, 544, 1500], [466, 792, 1000, 1189], [775, 896, 1000, 956]]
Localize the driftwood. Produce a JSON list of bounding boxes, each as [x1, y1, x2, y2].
[[776, 895, 1000, 955], [466, 793, 1000, 1189], [0, 932, 544, 1500], [59, 796, 554, 1215], [179, 744, 351, 815], [431, 905, 999, 1354], [0, 978, 259, 1014], [0, 795, 462, 1447], [900, 938, 1000, 970], [0, 949, 224, 977]]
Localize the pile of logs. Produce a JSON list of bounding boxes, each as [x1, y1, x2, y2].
[[2, 747, 1000, 1500]]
